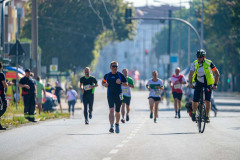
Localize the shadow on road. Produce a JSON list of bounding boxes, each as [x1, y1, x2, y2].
[[67, 133, 110, 136], [149, 132, 196, 136]]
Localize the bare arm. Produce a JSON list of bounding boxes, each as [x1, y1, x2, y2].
[[93, 82, 98, 88], [213, 69, 220, 85], [128, 83, 134, 88], [2, 81, 8, 88], [43, 89, 46, 97], [188, 70, 194, 88]]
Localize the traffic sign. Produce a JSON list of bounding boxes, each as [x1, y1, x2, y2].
[[50, 65, 58, 72]]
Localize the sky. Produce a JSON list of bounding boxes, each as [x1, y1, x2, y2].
[[124, 0, 190, 8]]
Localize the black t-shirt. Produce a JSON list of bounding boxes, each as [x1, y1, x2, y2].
[[19, 76, 36, 94], [80, 76, 98, 95], [55, 86, 63, 96], [103, 72, 127, 95], [0, 72, 6, 92]]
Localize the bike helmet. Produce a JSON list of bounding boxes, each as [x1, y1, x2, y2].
[[196, 49, 206, 57]]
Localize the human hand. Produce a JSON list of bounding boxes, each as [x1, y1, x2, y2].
[[90, 85, 94, 89], [188, 83, 193, 89], [104, 83, 109, 87], [116, 79, 121, 84], [212, 85, 217, 90], [25, 85, 30, 89]]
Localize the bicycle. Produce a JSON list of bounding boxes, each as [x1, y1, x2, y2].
[[193, 86, 208, 133]]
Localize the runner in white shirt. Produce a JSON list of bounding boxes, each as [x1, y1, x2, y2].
[[146, 71, 164, 123]]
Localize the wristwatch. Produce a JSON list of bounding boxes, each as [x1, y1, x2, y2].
[[214, 84, 218, 86]]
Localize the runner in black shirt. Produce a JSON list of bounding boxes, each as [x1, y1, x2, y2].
[[19, 69, 36, 122], [102, 61, 127, 133], [80, 67, 98, 124], [0, 62, 13, 130], [54, 81, 63, 113]]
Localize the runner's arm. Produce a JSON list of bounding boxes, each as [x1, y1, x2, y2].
[[128, 83, 134, 88], [2, 81, 8, 88], [121, 82, 128, 87]]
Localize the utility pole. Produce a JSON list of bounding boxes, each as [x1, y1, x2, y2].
[[201, 0, 204, 49], [31, 0, 38, 77], [167, 10, 172, 79], [178, 0, 182, 67], [188, 0, 191, 65]]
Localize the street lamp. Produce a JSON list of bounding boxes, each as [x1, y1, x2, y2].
[[0, 0, 11, 58]]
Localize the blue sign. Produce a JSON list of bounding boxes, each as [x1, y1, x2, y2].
[[170, 56, 178, 63]]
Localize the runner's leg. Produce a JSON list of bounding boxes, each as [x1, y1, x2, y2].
[[121, 103, 125, 119], [154, 101, 160, 119]]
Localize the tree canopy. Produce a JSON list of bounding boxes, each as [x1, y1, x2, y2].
[[21, 0, 135, 72]]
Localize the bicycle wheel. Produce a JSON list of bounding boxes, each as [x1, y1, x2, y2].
[[198, 103, 206, 133]]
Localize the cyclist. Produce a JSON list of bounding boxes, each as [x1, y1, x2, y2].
[[188, 49, 220, 123], [102, 61, 127, 133], [170, 67, 187, 118], [146, 71, 164, 123], [80, 67, 98, 124], [121, 69, 134, 123]]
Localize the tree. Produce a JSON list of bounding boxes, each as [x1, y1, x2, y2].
[[20, 0, 135, 72]]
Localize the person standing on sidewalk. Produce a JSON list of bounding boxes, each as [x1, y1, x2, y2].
[[66, 86, 78, 116], [19, 69, 37, 122], [54, 81, 63, 113], [170, 67, 187, 118], [121, 68, 134, 123], [36, 76, 46, 114], [146, 71, 164, 123], [0, 62, 13, 130], [102, 61, 127, 133], [80, 67, 98, 124]]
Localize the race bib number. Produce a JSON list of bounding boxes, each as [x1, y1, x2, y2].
[[174, 84, 181, 89], [122, 88, 128, 94], [119, 93, 124, 100], [84, 85, 91, 91], [154, 90, 160, 96]]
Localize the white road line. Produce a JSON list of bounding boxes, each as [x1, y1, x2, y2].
[[102, 158, 111, 160], [109, 149, 119, 154], [122, 140, 129, 143], [116, 144, 124, 148]]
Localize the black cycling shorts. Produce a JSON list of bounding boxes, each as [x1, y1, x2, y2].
[[172, 92, 183, 101], [193, 82, 212, 102], [122, 96, 131, 106], [148, 96, 161, 102], [107, 94, 122, 112]]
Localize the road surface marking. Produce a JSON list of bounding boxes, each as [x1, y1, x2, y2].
[[109, 149, 118, 154], [116, 144, 124, 148], [102, 158, 111, 160]]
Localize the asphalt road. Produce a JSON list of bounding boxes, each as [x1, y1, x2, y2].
[[0, 87, 240, 160]]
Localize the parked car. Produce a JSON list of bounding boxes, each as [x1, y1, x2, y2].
[[42, 92, 58, 112]]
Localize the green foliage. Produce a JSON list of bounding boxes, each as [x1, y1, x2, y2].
[[20, 0, 136, 72]]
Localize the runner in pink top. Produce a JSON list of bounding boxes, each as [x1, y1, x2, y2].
[[170, 67, 187, 118]]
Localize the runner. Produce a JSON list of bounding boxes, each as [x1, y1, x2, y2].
[[170, 67, 187, 118], [80, 67, 98, 124], [102, 61, 127, 133], [121, 69, 134, 123], [54, 81, 63, 113], [146, 71, 164, 123]]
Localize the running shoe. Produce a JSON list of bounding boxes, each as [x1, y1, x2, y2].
[[109, 127, 114, 133], [115, 123, 120, 133], [121, 119, 125, 123], [178, 110, 181, 119], [154, 118, 157, 123], [89, 113, 92, 119], [126, 114, 129, 121], [191, 113, 196, 122], [150, 112, 153, 119], [85, 120, 89, 125], [175, 114, 177, 118]]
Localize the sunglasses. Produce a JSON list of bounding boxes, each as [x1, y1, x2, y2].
[[112, 65, 118, 68], [197, 56, 204, 58]]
